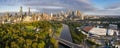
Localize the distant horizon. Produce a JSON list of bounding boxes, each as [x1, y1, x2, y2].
[[1, 0, 120, 15], [0, 11, 120, 16]]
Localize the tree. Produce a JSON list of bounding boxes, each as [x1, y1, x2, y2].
[[32, 42, 38, 48], [50, 38, 58, 48], [17, 37, 25, 47], [11, 42, 19, 48], [23, 31, 27, 37], [5, 46, 9, 48], [35, 34, 39, 41], [0, 21, 62, 48], [25, 39, 32, 47], [38, 41, 45, 48], [23, 44, 29, 48]]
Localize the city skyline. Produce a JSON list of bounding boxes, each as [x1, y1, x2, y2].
[[0, 0, 120, 48], [0, 0, 120, 15]]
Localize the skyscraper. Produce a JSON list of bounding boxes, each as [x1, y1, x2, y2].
[[75, 10, 84, 20], [81, 14, 84, 20], [76, 10, 81, 16], [28, 7, 30, 16], [67, 10, 72, 15], [20, 6, 22, 17]]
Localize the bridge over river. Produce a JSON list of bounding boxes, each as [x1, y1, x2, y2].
[[54, 24, 83, 48]]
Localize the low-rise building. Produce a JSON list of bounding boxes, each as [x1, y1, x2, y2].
[[23, 16, 31, 22], [83, 26, 119, 36]]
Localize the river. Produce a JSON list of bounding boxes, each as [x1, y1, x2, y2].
[[59, 24, 73, 48]]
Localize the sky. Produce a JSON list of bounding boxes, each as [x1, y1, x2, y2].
[[0, 0, 120, 15]]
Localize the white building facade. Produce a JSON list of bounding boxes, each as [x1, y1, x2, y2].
[[89, 27, 119, 36]]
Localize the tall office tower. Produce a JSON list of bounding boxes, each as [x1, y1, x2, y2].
[[67, 10, 72, 15], [50, 13, 53, 20], [81, 14, 84, 20], [15, 13, 18, 16], [71, 11, 75, 16], [60, 11, 64, 15], [28, 7, 30, 16], [20, 6, 23, 17], [50, 13, 53, 17], [76, 10, 81, 16], [75, 10, 84, 20]]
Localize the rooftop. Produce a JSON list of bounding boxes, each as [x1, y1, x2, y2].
[[83, 26, 94, 32]]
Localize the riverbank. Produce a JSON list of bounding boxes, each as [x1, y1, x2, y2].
[[64, 21, 87, 44]]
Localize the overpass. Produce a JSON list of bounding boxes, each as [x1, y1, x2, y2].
[[53, 35, 83, 48]]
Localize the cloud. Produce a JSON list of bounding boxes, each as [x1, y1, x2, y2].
[[90, 2, 120, 15], [85, 9, 120, 15], [77, 0, 89, 4], [3, 0, 120, 15], [84, 1, 120, 15], [105, 2, 120, 10], [0, 0, 97, 13], [21, 0, 95, 12], [34, 6, 65, 9], [0, 0, 19, 5]]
